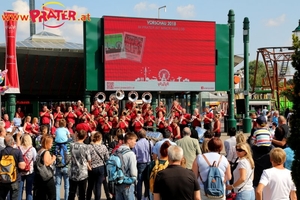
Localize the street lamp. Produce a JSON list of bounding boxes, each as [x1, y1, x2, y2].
[[158, 5, 166, 18], [293, 19, 300, 38]]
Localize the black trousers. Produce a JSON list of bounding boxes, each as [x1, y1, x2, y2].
[[33, 175, 56, 200], [68, 178, 87, 200]]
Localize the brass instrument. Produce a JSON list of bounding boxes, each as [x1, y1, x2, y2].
[[142, 92, 152, 104], [113, 110, 118, 117], [95, 92, 106, 103], [109, 93, 117, 101], [128, 91, 139, 102], [137, 109, 142, 114], [116, 90, 125, 100]]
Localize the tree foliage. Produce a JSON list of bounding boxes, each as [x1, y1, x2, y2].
[[288, 34, 300, 198], [248, 60, 266, 88]]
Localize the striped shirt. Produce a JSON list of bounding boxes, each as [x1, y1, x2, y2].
[[252, 128, 272, 146]]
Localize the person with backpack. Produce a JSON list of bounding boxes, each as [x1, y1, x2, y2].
[[15, 133, 37, 200], [86, 131, 110, 200], [153, 145, 200, 200], [192, 137, 232, 200], [148, 140, 171, 200], [107, 132, 138, 200], [132, 129, 153, 200], [0, 135, 26, 200]]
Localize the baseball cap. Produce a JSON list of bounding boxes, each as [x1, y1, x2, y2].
[[256, 115, 267, 126]]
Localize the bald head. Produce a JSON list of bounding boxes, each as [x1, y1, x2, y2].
[[183, 127, 191, 136]]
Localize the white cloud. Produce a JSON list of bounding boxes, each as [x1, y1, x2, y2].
[[134, 2, 158, 15], [12, 0, 30, 39], [265, 14, 286, 27], [177, 4, 196, 19]]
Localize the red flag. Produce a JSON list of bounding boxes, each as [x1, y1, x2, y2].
[[4, 11, 20, 93]]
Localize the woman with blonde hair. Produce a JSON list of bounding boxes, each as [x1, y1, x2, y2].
[[16, 133, 37, 200], [226, 142, 255, 200], [236, 133, 247, 144]]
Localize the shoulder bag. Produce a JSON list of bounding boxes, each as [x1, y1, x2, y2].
[[34, 150, 53, 181]]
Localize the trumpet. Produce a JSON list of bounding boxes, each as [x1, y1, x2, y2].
[[113, 110, 118, 117], [190, 115, 197, 122]]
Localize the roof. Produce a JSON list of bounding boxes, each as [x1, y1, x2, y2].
[[0, 31, 83, 53]]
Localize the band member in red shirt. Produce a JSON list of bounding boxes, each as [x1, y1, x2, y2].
[[156, 111, 166, 133], [102, 116, 112, 145], [16, 107, 25, 121], [23, 116, 32, 135], [191, 108, 202, 129], [117, 115, 129, 133], [170, 118, 181, 141], [144, 109, 155, 131], [203, 107, 214, 131], [40, 105, 52, 132], [179, 108, 191, 133], [76, 118, 92, 133], [54, 106, 64, 122], [91, 100, 101, 117], [31, 117, 40, 136], [88, 115, 98, 132], [171, 100, 183, 118], [132, 112, 144, 134], [64, 106, 78, 126], [155, 101, 166, 117], [3, 114, 11, 129]]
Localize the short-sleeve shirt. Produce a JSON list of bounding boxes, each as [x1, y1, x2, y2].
[[252, 128, 272, 147], [0, 146, 24, 181], [259, 167, 296, 200], [18, 146, 37, 176], [233, 158, 253, 192], [69, 142, 91, 181], [154, 165, 200, 200]]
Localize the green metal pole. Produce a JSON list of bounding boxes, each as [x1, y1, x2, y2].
[[84, 92, 91, 112], [7, 94, 16, 121], [243, 17, 252, 134], [227, 10, 237, 130]]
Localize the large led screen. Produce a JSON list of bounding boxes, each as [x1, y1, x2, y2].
[[104, 16, 216, 91]]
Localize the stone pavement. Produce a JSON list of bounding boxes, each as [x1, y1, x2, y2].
[[24, 131, 246, 200]]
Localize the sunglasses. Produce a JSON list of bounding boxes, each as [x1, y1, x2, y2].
[[236, 148, 245, 152]]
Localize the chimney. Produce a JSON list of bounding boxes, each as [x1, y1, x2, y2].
[[29, 0, 36, 36]]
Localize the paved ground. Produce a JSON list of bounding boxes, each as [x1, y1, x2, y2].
[[23, 129, 245, 200]]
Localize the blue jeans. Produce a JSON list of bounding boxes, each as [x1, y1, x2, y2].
[[55, 166, 69, 200], [136, 163, 148, 200], [115, 184, 135, 200], [236, 189, 255, 200], [86, 166, 105, 200], [18, 172, 35, 200]]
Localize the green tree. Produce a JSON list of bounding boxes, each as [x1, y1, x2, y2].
[[241, 60, 266, 88], [289, 34, 300, 198]]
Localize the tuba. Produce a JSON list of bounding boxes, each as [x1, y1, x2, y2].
[[128, 91, 139, 102], [109, 93, 117, 101], [116, 90, 125, 100], [142, 92, 152, 104], [94, 92, 106, 103]]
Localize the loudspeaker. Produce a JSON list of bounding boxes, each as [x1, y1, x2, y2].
[[236, 99, 245, 114]]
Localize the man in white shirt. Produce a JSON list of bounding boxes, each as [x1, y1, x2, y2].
[[256, 148, 297, 200]]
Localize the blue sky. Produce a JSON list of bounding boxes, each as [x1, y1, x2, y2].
[[0, 0, 299, 68]]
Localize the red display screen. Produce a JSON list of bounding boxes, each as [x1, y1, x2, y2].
[[104, 16, 216, 91]]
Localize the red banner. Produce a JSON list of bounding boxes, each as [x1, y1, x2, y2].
[[104, 16, 216, 91], [4, 11, 20, 93]]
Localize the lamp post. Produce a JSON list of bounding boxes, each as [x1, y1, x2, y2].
[[243, 17, 251, 134], [158, 5, 166, 18], [227, 10, 237, 130], [293, 19, 300, 38]]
